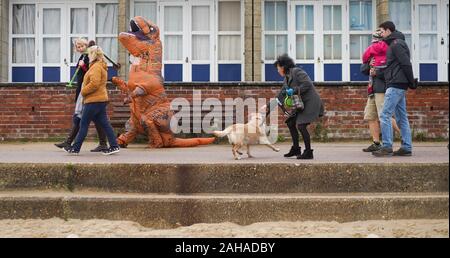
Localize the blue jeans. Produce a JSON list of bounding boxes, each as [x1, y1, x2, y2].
[[380, 87, 412, 151], [72, 102, 118, 152]]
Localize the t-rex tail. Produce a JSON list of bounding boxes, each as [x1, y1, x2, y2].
[[170, 137, 216, 148]]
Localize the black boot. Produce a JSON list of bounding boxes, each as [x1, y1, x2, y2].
[[284, 146, 302, 157], [55, 123, 79, 149], [297, 149, 314, 159], [91, 123, 108, 152]]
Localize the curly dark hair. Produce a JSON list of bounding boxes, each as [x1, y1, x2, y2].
[[274, 54, 296, 74], [378, 21, 396, 32]]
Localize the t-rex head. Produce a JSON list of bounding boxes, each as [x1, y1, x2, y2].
[[119, 16, 161, 62]]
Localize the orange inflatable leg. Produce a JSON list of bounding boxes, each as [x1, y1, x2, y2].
[[144, 119, 164, 148], [160, 132, 174, 147], [117, 117, 142, 147], [151, 109, 174, 147]]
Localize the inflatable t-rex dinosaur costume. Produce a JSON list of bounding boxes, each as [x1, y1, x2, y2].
[[112, 16, 215, 148]]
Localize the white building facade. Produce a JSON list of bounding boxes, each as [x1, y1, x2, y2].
[[1, 0, 448, 83]]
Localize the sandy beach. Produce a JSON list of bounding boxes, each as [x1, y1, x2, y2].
[[0, 219, 447, 238]]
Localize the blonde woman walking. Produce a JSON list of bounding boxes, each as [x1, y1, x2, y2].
[[64, 46, 120, 155]]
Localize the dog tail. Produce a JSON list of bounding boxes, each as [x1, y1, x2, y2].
[[213, 126, 233, 138]]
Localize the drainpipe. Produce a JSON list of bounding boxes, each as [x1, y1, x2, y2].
[[252, 0, 254, 81]]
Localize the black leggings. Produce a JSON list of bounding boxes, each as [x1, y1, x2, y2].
[[287, 119, 311, 150]]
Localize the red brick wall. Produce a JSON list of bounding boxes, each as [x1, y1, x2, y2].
[[0, 83, 448, 141]]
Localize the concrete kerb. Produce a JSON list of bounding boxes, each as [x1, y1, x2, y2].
[[0, 163, 448, 193], [0, 193, 447, 228]]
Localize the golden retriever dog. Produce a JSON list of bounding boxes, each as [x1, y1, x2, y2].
[[213, 113, 280, 160]]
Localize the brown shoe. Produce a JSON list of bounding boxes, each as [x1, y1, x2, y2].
[[393, 148, 412, 156], [363, 142, 381, 152], [372, 147, 393, 157]]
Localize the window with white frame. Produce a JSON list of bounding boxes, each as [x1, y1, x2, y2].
[[133, 0, 157, 22], [389, 0, 412, 48], [349, 0, 373, 81], [264, 1, 288, 61], [70, 7, 90, 63], [263, 0, 287, 81], [10, 4, 36, 82], [295, 5, 314, 61], [42, 8, 61, 65], [323, 5, 342, 61], [218, 1, 241, 62], [163, 6, 183, 62], [418, 4, 438, 61], [11, 4, 36, 65], [129, 0, 155, 73], [349, 0, 372, 60], [321, 3, 347, 82], [218, 0, 242, 81], [9, 1, 120, 83], [128, 0, 244, 82], [192, 6, 210, 62], [291, 2, 316, 81], [264, 0, 351, 81], [389, 0, 414, 80], [389, 0, 448, 81], [96, 3, 118, 65], [447, 2, 449, 62], [412, 0, 448, 81]]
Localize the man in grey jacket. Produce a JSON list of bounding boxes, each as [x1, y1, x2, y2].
[[373, 21, 418, 157]]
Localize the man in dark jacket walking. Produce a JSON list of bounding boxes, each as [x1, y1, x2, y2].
[[361, 31, 390, 153], [373, 21, 417, 157]]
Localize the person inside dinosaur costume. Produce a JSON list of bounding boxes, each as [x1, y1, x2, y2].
[[112, 16, 215, 148]]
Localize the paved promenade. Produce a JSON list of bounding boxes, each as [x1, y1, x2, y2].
[[0, 142, 447, 164]]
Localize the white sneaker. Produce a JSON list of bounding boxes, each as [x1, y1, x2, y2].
[[102, 146, 120, 156], [64, 146, 80, 155]]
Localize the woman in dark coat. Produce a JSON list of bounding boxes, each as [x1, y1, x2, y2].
[[54, 38, 107, 152], [269, 54, 324, 159]]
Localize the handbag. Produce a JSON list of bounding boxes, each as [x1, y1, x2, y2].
[[284, 87, 304, 111]]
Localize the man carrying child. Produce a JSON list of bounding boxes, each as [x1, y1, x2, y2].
[[361, 29, 400, 152]]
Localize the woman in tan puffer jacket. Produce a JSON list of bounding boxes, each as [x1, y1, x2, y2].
[[81, 52, 108, 103], [64, 46, 120, 155]]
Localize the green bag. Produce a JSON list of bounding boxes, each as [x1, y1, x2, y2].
[[284, 96, 294, 107]]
